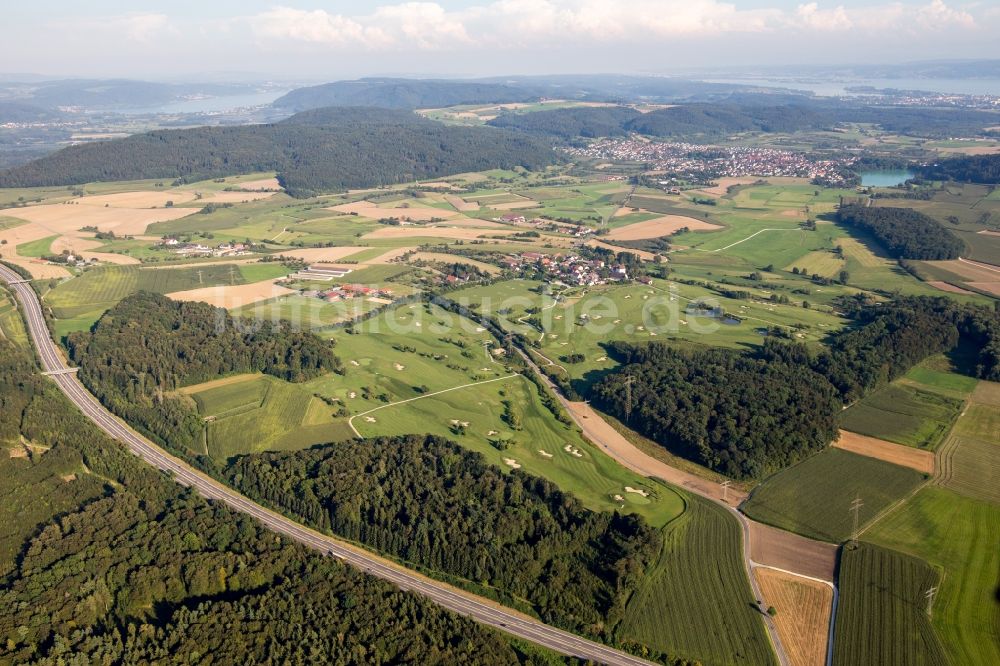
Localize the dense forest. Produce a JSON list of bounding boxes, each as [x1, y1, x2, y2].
[[591, 341, 841, 479], [912, 154, 1000, 184], [67, 292, 340, 454], [487, 103, 1000, 141], [0, 107, 559, 196], [225, 435, 662, 641], [488, 107, 641, 139], [0, 337, 543, 665], [273, 77, 540, 111], [594, 297, 1000, 478], [837, 204, 965, 260]]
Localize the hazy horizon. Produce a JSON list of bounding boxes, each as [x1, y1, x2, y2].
[[4, 1, 999, 80]]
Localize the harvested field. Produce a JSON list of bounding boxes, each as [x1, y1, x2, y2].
[[747, 520, 838, 581], [926, 258, 1000, 282], [409, 252, 501, 274], [834, 430, 935, 474], [275, 246, 373, 263], [76, 191, 196, 208], [965, 281, 1000, 297], [4, 201, 196, 235], [754, 567, 833, 666], [237, 177, 282, 191], [695, 177, 761, 197], [193, 190, 277, 204], [328, 200, 459, 221], [49, 236, 142, 266], [444, 194, 479, 212], [488, 199, 541, 210], [607, 215, 719, 240], [362, 226, 520, 240], [166, 278, 295, 309], [926, 281, 976, 294], [585, 239, 659, 262], [971, 380, 1000, 406], [365, 246, 417, 264]]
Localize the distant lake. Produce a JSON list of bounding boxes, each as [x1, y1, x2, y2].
[[860, 169, 914, 187], [122, 90, 290, 115], [703, 77, 1000, 97]]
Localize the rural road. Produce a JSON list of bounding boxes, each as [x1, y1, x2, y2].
[[0, 263, 659, 666]]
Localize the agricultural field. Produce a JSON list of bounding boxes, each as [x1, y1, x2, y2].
[[937, 382, 1000, 504], [866, 487, 1000, 666], [833, 542, 949, 666], [231, 294, 382, 330], [753, 568, 832, 666], [839, 384, 965, 450], [741, 449, 927, 543], [619, 495, 775, 666]]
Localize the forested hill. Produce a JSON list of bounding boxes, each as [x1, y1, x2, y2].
[[485, 103, 1000, 140], [0, 338, 540, 665], [913, 154, 1000, 184], [273, 77, 540, 111], [837, 204, 965, 260], [0, 107, 559, 195]]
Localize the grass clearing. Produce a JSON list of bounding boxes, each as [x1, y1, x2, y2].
[[15, 235, 57, 258], [742, 449, 927, 543], [237, 263, 291, 282], [833, 542, 948, 666], [867, 487, 1000, 665], [619, 494, 775, 666], [840, 384, 964, 450]]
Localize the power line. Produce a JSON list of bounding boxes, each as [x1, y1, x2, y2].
[[925, 585, 938, 616], [849, 495, 864, 548], [721, 480, 731, 504], [623, 375, 635, 422]]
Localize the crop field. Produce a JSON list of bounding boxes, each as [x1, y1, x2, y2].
[[865, 487, 1000, 665], [186, 375, 351, 460], [783, 249, 845, 277], [754, 568, 832, 666], [833, 542, 948, 666], [899, 364, 979, 399], [938, 392, 1000, 504], [619, 495, 775, 666], [742, 449, 926, 543], [840, 384, 964, 450], [237, 263, 292, 282], [44, 263, 254, 334]]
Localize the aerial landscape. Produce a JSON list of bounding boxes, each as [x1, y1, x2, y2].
[[1, 2, 999, 665]]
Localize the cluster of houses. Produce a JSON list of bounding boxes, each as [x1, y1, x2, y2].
[[305, 284, 395, 302], [502, 252, 634, 287], [159, 238, 252, 258], [495, 213, 596, 238]]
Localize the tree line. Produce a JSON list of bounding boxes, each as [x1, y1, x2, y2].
[[225, 434, 663, 643], [836, 204, 965, 260], [66, 292, 341, 455], [913, 154, 1000, 184], [0, 107, 559, 197], [0, 337, 542, 665], [593, 296, 1000, 479]]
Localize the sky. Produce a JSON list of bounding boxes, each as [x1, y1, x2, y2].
[[3, 1, 999, 80]]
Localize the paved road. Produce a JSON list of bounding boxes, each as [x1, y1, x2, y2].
[[0, 263, 658, 666]]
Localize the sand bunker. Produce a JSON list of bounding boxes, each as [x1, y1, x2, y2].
[[503, 458, 522, 469], [607, 215, 719, 240], [563, 444, 583, 458], [538, 450, 553, 459], [624, 486, 649, 497], [166, 278, 295, 309]]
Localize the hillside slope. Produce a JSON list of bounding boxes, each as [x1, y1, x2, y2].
[[0, 107, 558, 195]]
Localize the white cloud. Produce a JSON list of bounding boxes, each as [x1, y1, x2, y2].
[[243, 0, 984, 51]]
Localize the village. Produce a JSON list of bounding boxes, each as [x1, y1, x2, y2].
[[567, 138, 857, 185]]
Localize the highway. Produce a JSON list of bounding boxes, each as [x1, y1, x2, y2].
[[0, 263, 658, 666]]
